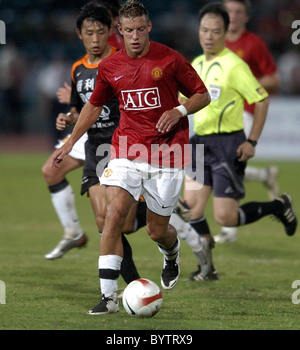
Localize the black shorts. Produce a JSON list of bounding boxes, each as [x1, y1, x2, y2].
[[81, 139, 110, 195], [186, 130, 247, 200]]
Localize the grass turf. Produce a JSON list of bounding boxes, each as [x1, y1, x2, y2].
[[0, 153, 299, 330]]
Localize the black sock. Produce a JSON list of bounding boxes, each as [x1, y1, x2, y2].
[[131, 201, 147, 233], [190, 216, 211, 236], [48, 178, 69, 193], [238, 200, 284, 226], [120, 234, 140, 284]]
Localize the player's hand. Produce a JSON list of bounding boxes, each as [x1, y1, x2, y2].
[[236, 141, 255, 162], [56, 82, 71, 104], [49, 142, 73, 168], [56, 113, 72, 131], [156, 108, 183, 133]]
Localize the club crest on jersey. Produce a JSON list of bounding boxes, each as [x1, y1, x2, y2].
[[209, 85, 221, 101], [151, 66, 163, 81], [121, 87, 161, 110], [104, 168, 113, 178]]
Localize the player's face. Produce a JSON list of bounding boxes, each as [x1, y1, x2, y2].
[[199, 14, 226, 60], [118, 16, 152, 58], [225, 1, 249, 32], [77, 19, 110, 60]]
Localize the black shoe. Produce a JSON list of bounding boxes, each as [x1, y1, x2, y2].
[[161, 253, 180, 290], [88, 294, 119, 315], [274, 193, 297, 236]]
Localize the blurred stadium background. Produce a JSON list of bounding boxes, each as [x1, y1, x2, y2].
[[0, 0, 299, 159]]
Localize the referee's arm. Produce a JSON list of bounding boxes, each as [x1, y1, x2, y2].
[[237, 97, 269, 162]]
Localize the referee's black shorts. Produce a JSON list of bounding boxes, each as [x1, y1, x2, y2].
[[186, 130, 247, 200]]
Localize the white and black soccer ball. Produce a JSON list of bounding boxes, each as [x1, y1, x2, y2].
[[122, 278, 163, 318]]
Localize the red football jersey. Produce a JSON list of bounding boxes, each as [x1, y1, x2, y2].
[[90, 41, 207, 167], [226, 30, 277, 114], [108, 32, 124, 50]]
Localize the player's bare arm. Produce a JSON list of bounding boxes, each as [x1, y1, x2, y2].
[[259, 72, 280, 93], [50, 102, 103, 168], [56, 107, 80, 131], [237, 97, 269, 161], [156, 92, 211, 133]]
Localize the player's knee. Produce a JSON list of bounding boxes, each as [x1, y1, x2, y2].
[[146, 224, 159, 242], [106, 204, 129, 229], [41, 163, 52, 182], [146, 222, 168, 243], [214, 209, 238, 227]]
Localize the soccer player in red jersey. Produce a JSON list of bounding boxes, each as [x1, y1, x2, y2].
[[50, 0, 210, 315], [215, 0, 281, 243]]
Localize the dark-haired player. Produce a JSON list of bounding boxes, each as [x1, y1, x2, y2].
[[43, 3, 143, 287]]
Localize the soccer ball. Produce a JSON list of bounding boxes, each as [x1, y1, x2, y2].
[[122, 278, 163, 318]]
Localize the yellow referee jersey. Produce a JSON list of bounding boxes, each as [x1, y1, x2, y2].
[[191, 48, 268, 136]]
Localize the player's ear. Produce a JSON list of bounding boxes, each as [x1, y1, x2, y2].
[[112, 16, 119, 28], [76, 28, 83, 40], [148, 20, 152, 33], [117, 23, 123, 36]]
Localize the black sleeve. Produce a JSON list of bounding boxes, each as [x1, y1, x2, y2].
[[70, 80, 83, 112]]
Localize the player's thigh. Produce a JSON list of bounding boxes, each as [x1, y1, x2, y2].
[[105, 185, 136, 223], [213, 197, 239, 226], [42, 154, 83, 185]]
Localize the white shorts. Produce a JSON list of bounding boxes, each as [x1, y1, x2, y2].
[[55, 133, 88, 161], [100, 158, 184, 217]]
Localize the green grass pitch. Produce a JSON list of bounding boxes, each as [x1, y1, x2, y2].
[[0, 153, 299, 330]]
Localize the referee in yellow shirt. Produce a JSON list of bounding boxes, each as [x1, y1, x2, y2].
[[179, 3, 297, 281]]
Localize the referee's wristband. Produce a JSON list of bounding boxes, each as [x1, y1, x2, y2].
[[246, 138, 257, 147], [175, 105, 188, 117]]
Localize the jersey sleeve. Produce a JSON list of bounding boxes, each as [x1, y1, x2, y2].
[[89, 63, 115, 107], [174, 53, 207, 98], [252, 37, 277, 77], [70, 80, 83, 111], [230, 61, 268, 105]]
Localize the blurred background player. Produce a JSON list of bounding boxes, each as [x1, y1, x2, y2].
[[42, 0, 123, 259], [176, 3, 297, 281], [42, 3, 143, 287], [56, 0, 124, 106], [214, 0, 281, 243]]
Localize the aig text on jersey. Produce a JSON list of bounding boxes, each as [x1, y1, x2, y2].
[[0, 20, 6, 44]]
